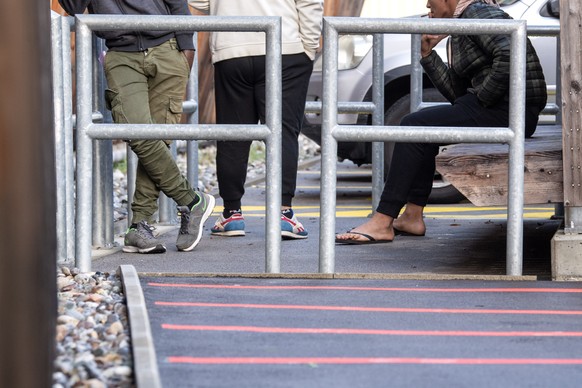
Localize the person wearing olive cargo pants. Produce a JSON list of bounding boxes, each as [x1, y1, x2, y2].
[[104, 38, 215, 254], [58, 0, 215, 254]]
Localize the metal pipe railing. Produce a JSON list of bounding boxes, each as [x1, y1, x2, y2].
[[51, 11, 76, 265], [73, 15, 282, 273], [319, 17, 528, 276]]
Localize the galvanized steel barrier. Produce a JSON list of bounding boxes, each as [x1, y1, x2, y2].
[[51, 12, 561, 277], [318, 17, 529, 276], [73, 14, 283, 273], [51, 11, 75, 265]]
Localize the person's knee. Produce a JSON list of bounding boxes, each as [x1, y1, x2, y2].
[[400, 112, 420, 126]]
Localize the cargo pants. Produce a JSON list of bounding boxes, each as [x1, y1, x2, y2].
[[104, 38, 196, 224]]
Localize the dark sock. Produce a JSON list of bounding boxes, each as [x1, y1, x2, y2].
[[130, 223, 138, 229], [187, 192, 201, 210], [282, 208, 294, 218], [223, 208, 242, 218]]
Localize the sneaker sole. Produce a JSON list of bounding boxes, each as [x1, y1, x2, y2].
[[211, 230, 246, 237], [281, 231, 308, 240], [123, 244, 167, 254], [179, 194, 216, 252]]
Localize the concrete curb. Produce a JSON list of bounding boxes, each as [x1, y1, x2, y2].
[[118, 265, 162, 388]]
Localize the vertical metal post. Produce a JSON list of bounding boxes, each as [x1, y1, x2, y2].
[[410, 34, 423, 112], [265, 19, 283, 273], [506, 25, 527, 276], [157, 143, 177, 224], [62, 16, 76, 262], [187, 32, 200, 189], [371, 34, 385, 212], [75, 19, 95, 271], [52, 12, 67, 264], [319, 20, 339, 273], [93, 37, 115, 247]]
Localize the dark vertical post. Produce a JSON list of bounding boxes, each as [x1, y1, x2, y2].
[[0, 1, 57, 387]]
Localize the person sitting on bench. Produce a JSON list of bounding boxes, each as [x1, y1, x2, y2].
[[335, 0, 547, 245]]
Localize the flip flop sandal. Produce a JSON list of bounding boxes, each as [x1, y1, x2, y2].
[[335, 231, 392, 245]]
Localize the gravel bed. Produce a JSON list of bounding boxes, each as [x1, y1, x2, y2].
[[54, 136, 321, 386], [54, 267, 133, 387]]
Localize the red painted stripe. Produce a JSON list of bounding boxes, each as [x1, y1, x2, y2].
[[147, 282, 582, 294], [162, 324, 582, 337], [167, 356, 582, 365], [155, 301, 582, 315]]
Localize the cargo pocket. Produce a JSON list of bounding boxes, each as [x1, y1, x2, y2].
[[165, 97, 183, 124], [105, 89, 129, 124]]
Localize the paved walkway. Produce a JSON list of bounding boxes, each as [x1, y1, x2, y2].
[[136, 275, 582, 387], [94, 161, 561, 278], [107, 160, 576, 387]]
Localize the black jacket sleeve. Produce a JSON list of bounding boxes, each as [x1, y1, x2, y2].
[[163, 0, 195, 51]]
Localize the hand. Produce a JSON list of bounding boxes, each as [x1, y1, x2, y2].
[[182, 49, 195, 69], [420, 34, 447, 58]]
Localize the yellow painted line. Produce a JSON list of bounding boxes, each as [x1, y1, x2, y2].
[[428, 212, 556, 220], [212, 200, 555, 219]]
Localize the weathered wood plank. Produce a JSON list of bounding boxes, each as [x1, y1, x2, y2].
[[436, 126, 563, 206], [560, 0, 582, 206]]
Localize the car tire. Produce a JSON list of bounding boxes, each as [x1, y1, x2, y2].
[[383, 88, 466, 204]]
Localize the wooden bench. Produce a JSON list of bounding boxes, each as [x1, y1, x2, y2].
[[435, 125, 563, 206]]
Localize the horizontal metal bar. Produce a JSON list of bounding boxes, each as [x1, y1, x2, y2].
[[332, 125, 516, 144], [304, 101, 375, 114], [526, 25, 560, 36], [85, 123, 272, 141], [182, 100, 198, 114], [326, 17, 522, 35], [77, 14, 278, 32]]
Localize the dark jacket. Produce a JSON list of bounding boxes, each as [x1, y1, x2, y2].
[[420, 2, 547, 111], [58, 0, 194, 52]]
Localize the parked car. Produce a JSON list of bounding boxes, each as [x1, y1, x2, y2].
[[302, 0, 560, 203]]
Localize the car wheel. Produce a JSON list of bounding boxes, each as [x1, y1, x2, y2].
[[383, 88, 466, 204]]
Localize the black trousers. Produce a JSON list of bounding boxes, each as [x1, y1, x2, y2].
[[214, 53, 313, 210], [376, 93, 541, 218]]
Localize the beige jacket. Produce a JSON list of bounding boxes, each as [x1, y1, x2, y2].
[[188, 0, 323, 63]]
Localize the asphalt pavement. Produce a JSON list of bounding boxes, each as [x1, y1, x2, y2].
[[140, 276, 582, 388], [106, 160, 581, 387], [93, 160, 562, 279]]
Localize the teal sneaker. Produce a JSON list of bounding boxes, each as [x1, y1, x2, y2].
[[281, 213, 308, 240], [211, 212, 246, 236]]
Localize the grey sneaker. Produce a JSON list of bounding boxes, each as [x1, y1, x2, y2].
[[123, 221, 166, 254], [176, 192, 216, 251]]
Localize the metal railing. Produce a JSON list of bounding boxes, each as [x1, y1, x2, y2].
[[318, 17, 530, 276], [72, 14, 283, 272], [307, 24, 561, 212], [51, 12, 561, 277], [51, 11, 75, 265]]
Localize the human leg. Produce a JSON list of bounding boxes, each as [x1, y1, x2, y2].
[[104, 45, 196, 224], [212, 57, 259, 236], [106, 41, 212, 252], [104, 50, 167, 253], [337, 94, 504, 243], [146, 39, 215, 251], [249, 54, 313, 239], [279, 53, 314, 207], [280, 54, 314, 238]]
